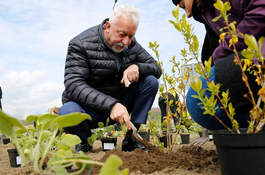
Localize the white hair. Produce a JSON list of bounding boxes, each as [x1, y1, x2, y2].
[[109, 5, 140, 26]]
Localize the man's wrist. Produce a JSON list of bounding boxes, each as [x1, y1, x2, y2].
[[134, 63, 140, 76], [110, 101, 119, 112]]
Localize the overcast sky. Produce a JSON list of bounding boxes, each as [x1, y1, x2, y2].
[[0, 0, 205, 120]]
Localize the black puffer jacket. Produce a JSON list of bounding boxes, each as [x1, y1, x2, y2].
[[62, 19, 162, 115]]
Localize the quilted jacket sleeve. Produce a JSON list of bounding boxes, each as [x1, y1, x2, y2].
[[126, 42, 162, 79], [64, 37, 119, 114]]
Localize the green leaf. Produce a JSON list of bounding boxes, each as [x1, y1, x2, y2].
[[99, 154, 129, 175], [16, 128, 27, 134], [244, 34, 258, 51], [88, 133, 98, 146], [193, 35, 199, 51], [26, 114, 40, 123], [64, 150, 73, 157], [212, 16, 220, 22], [223, 2, 231, 11], [230, 22, 236, 34], [39, 130, 51, 140], [48, 153, 63, 165], [61, 133, 81, 147], [57, 149, 66, 158], [120, 124, 128, 133], [51, 164, 68, 175], [50, 112, 91, 129], [106, 117, 110, 126], [204, 57, 212, 74], [190, 77, 202, 92], [0, 109, 25, 136], [214, 0, 224, 11], [174, 23, 181, 31], [241, 49, 255, 60], [55, 149, 73, 159], [98, 122, 104, 128], [39, 113, 58, 130]]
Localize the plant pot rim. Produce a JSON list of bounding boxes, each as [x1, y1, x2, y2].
[[212, 128, 265, 147], [212, 128, 265, 135], [7, 148, 18, 153], [100, 137, 117, 141]]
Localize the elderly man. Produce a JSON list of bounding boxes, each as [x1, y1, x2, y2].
[[59, 5, 161, 153]]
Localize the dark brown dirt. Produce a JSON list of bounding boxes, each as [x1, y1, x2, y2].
[[92, 145, 219, 174], [0, 134, 221, 175]]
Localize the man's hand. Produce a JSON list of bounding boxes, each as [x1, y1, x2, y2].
[[121, 64, 139, 87], [110, 103, 131, 130]]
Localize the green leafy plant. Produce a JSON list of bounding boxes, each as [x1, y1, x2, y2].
[[178, 125, 189, 134], [149, 3, 199, 151], [0, 109, 129, 174], [181, 114, 193, 130], [189, 122, 203, 135], [88, 118, 124, 147], [191, 0, 265, 134], [171, 0, 265, 134]]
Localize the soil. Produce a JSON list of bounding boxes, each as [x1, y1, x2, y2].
[[0, 134, 221, 175]]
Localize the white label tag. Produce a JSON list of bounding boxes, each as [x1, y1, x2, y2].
[[104, 143, 115, 150], [209, 135, 213, 139], [16, 156, 22, 165]]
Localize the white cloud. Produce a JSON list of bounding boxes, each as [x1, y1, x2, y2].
[[1, 70, 63, 119], [4, 71, 46, 87]]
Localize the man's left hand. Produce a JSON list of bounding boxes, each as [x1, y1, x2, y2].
[[121, 64, 139, 87]]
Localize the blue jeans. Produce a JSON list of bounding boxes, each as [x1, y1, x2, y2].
[[186, 66, 250, 130], [58, 75, 159, 142]]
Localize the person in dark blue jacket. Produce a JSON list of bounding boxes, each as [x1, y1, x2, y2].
[[172, 0, 265, 130], [59, 5, 162, 153]]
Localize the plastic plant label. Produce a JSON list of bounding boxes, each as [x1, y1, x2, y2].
[[16, 156, 22, 165], [104, 143, 115, 150]]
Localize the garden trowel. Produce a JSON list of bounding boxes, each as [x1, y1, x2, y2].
[[129, 121, 150, 150]]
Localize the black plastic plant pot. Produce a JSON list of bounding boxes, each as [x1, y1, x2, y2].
[[212, 128, 265, 175], [159, 134, 172, 148], [7, 148, 21, 167], [138, 131, 150, 142], [3, 138, 10, 145], [180, 134, 190, 144], [199, 131, 202, 137], [101, 137, 117, 151]]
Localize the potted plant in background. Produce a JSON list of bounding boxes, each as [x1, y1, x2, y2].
[[158, 131, 172, 148], [178, 125, 190, 144], [149, 33, 194, 152], [138, 123, 150, 142], [88, 118, 124, 151], [189, 122, 203, 137], [2, 134, 10, 145], [171, 1, 265, 174]]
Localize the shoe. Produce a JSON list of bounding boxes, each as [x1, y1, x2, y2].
[[75, 143, 92, 153], [122, 137, 147, 152]]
